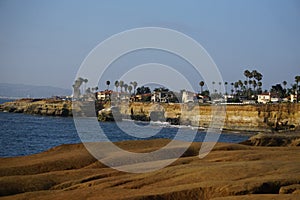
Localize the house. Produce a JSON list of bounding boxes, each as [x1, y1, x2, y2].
[[223, 94, 234, 103], [96, 90, 113, 101], [257, 93, 271, 104], [181, 90, 196, 103], [196, 94, 210, 103], [151, 90, 169, 102], [270, 94, 281, 103], [290, 94, 297, 103]]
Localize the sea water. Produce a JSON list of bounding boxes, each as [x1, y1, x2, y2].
[[0, 99, 249, 157]]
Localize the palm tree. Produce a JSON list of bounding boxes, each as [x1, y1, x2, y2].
[[282, 81, 287, 89], [114, 80, 119, 92], [249, 71, 253, 80], [106, 80, 110, 90], [130, 81, 138, 94], [212, 81, 215, 93], [295, 75, 300, 102], [82, 78, 88, 94], [253, 80, 257, 94], [251, 70, 263, 94], [119, 81, 124, 92], [218, 82, 222, 94], [224, 82, 228, 95], [249, 80, 253, 91], [244, 70, 251, 87], [128, 85, 133, 94], [255, 72, 263, 82], [258, 81, 262, 94], [124, 84, 128, 93], [199, 81, 204, 93], [238, 80, 243, 91], [73, 77, 85, 98], [295, 76, 300, 89], [234, 82, 239, 95], [231, 82, 234, 94], [244, 80, 248, 88]]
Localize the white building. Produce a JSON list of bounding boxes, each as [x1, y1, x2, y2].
[[257, 93, 271, 104], [151, 91, 168, 102], [182, 91, 195, 103], [290, 94, 296, 103], [96, 90, 112, 101]]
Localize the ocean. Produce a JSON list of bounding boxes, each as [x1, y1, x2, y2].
[[0, 99, 249, 157]]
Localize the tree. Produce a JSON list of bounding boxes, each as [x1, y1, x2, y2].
[[282, 81, 287, 89], [114, 81, 119, 92], [238, 80, 243, 92], [248, 71, 253, 80], [252, 70, 263, 95], [128, 85, 133, 94], [255, 72, 263, 82], [86, 87, 91, 94], [244, 70, 251, 89], [212, 81, 215, 93], [124, 84, 128, 93], [271, 84, 285, 98], [154, 87, 169, 93], [282, 81, 287, 97], [199, 81, 205, 93], [224, 82, 228, 95], [136, 86, 151, 95], [253, 80, 257, 94], [257, 81, 262, 94], [218, 82, 222, 94], [119, 81, 124, 92], [231, 82, 234, 94], [73, 77, 85, 98], [249, 80, 253, 91], [295, 75, 300, 102], [234, 82, 239, 95], [106, 80, 110, 90], [295, 75, 300, 89], [83, 78, 88, 94], [244, 80, 248, 88], [130, 81, 138, 94]]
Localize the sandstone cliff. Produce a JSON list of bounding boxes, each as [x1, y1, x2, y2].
[[119, 102, 300, 132], [1, 99, 299, 132], [0, 98, 72, 117]]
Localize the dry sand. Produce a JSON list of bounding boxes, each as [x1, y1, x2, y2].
[[1, 139, 300, 200]]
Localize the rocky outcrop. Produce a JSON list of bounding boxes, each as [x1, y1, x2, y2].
[[0, 98, 72, 117], [98, 106, 122, 122], [241, 133, 300, 147], [1, 99, 300, 132], [1, 140, 300, 199]]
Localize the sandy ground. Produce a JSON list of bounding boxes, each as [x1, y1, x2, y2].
[[1, 139, 300, 200]]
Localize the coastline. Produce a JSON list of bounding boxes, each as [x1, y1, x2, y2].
[[1, 98, 299, 133]]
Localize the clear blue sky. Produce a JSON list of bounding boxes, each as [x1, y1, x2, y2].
[[0, 0, 299, 91]]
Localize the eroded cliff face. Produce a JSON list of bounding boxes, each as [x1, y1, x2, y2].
[[1, 99, 299, 132], [0, 99, 72, 117], [119, 102, 300, 132]]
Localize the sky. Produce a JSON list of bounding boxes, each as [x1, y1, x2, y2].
[[0, 0, 299, 92]]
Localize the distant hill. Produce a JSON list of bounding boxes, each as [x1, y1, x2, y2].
[[0, 83, 72, 98]]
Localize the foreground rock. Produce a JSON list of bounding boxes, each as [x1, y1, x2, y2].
[[0, 139, 299, 199], [241, 132, 300, 146]]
